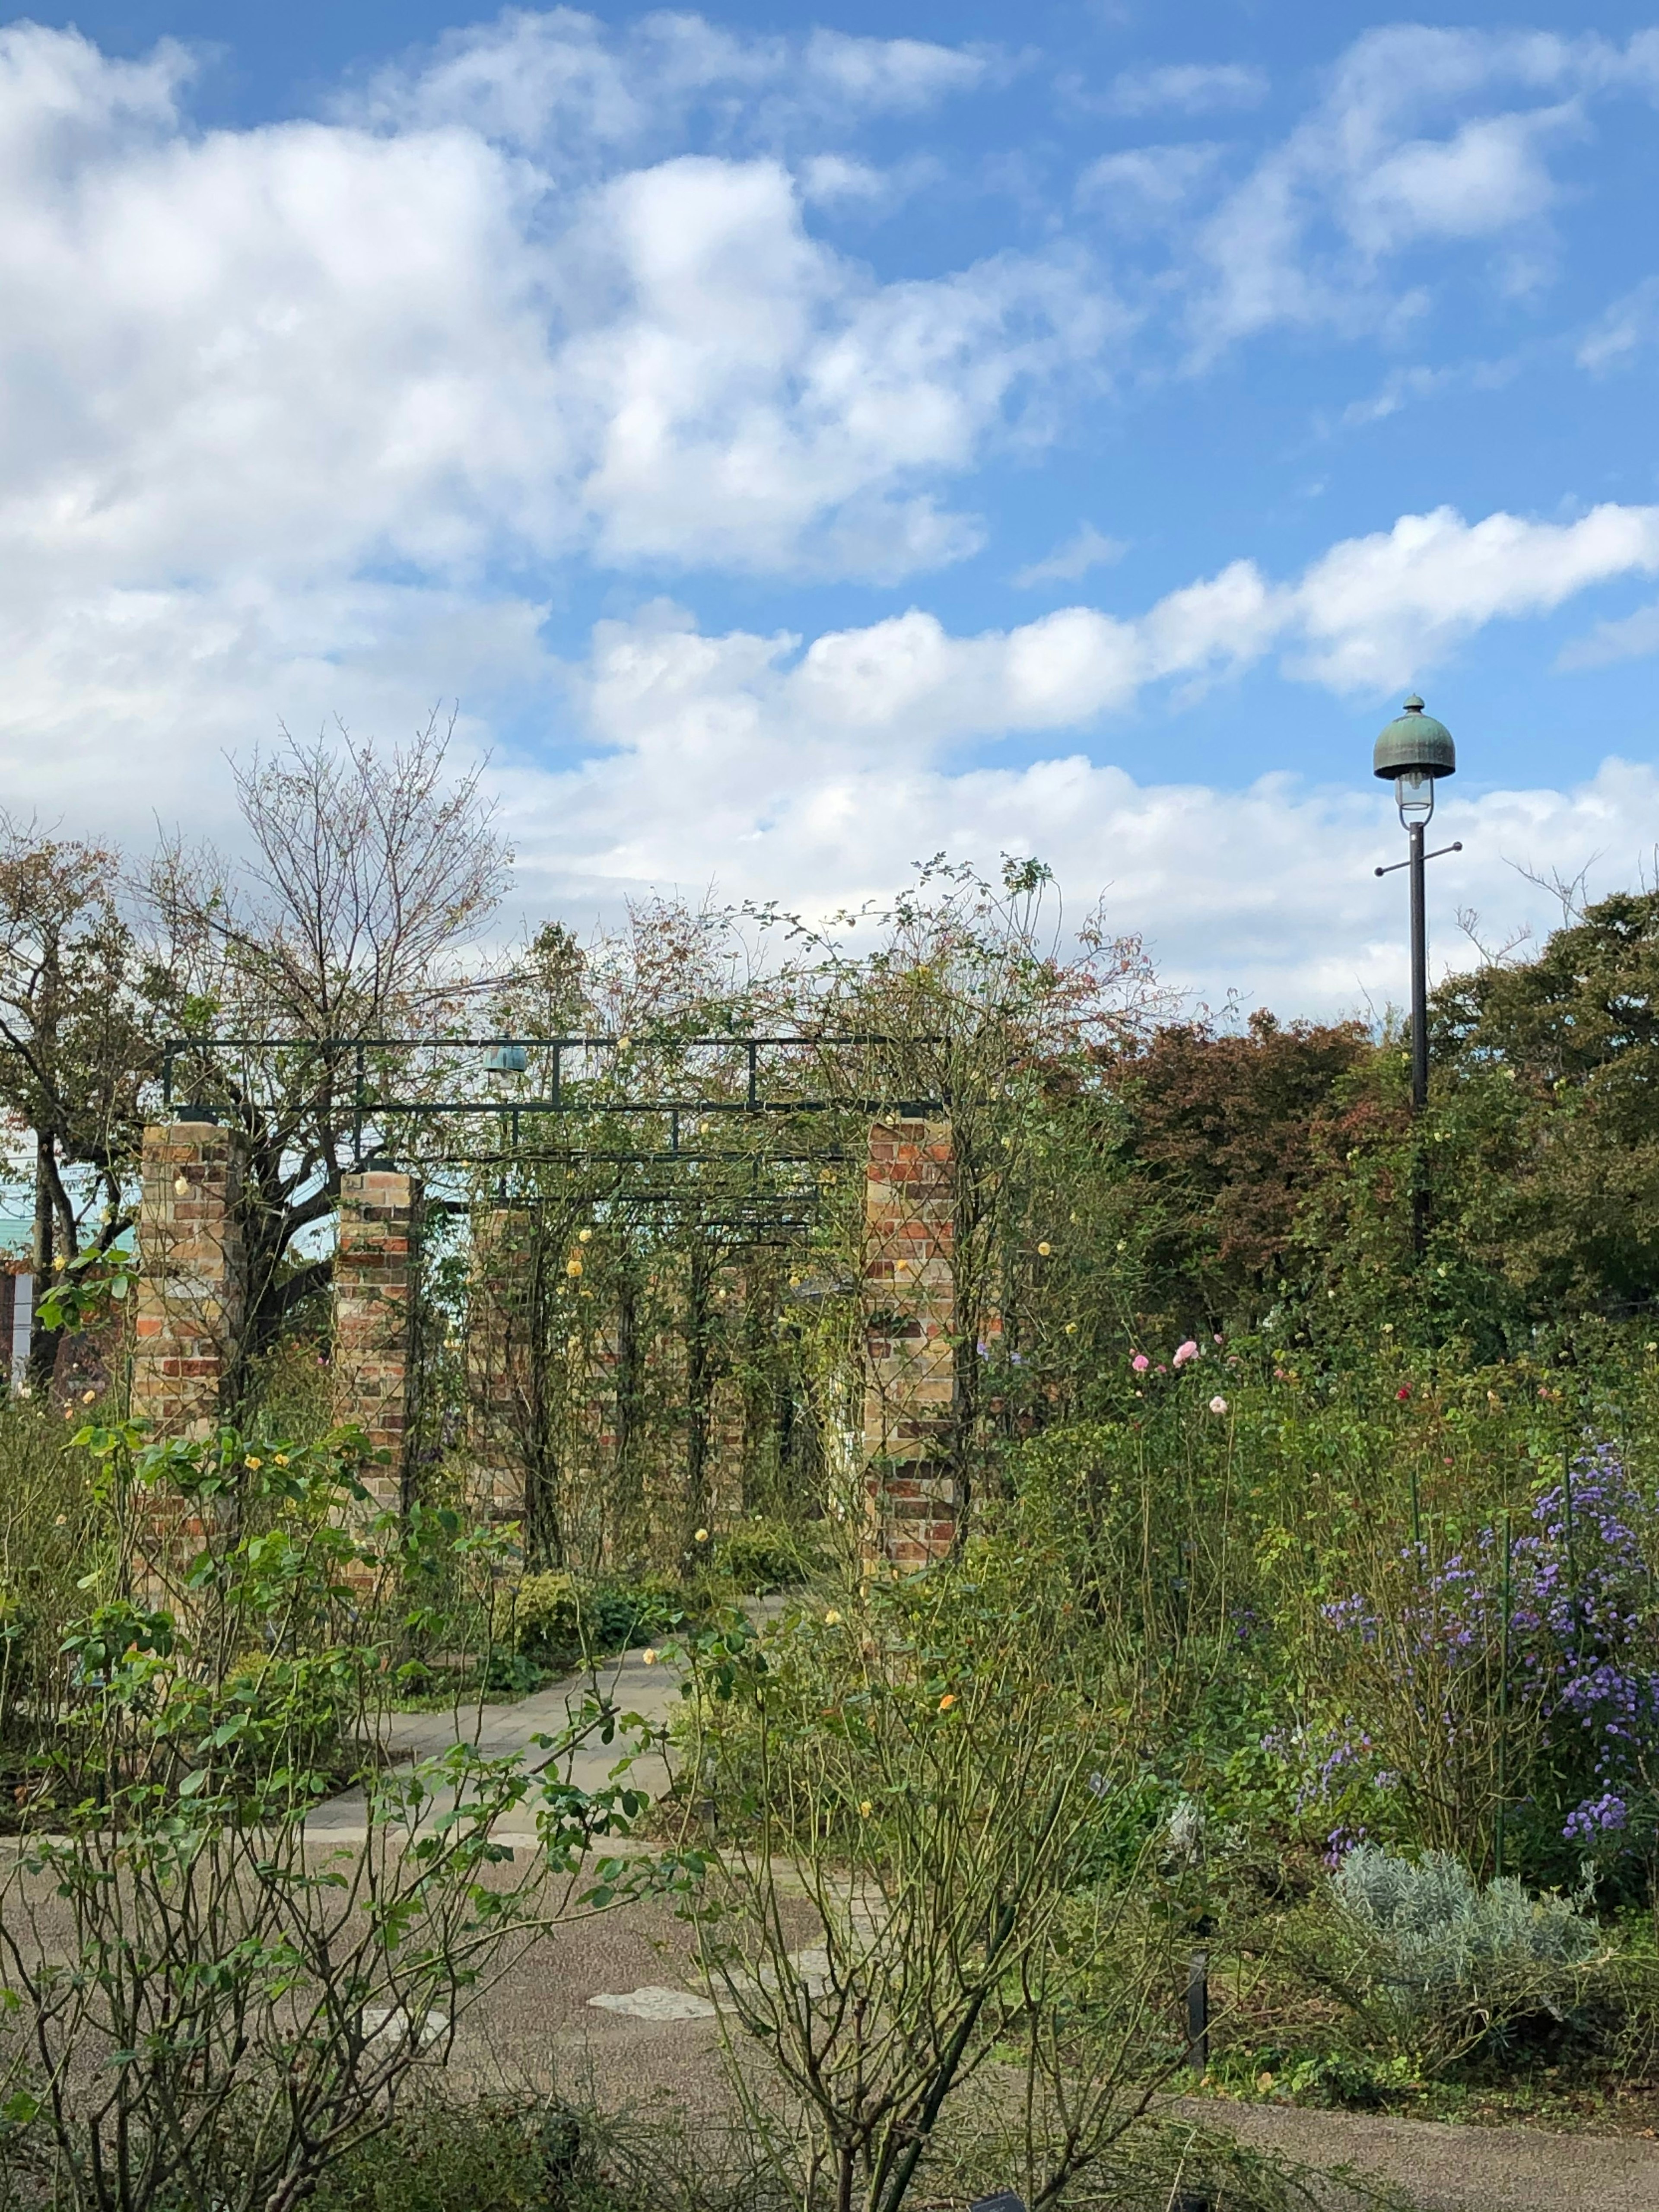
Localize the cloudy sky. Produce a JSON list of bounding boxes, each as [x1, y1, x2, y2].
[[6, 1, 1659, 1014]]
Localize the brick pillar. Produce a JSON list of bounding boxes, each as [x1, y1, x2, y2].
[[862, 1118, 957, 1568], [334, 1170, 421, 1516], [466, 1209, 532, 1526], [132, 1120, 246, 1439]]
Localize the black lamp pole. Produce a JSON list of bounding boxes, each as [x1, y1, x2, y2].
[[1372, 696, 1460, 1255], [1408, 817, 1428, 1116]]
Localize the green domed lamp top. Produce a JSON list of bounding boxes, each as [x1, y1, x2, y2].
[[1373, 695, 1456, 782]]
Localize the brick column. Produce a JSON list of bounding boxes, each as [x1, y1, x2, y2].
[[132, 1120, 247, 1439], [466, 1208, 532, 1526], [862, 1118, 957, 1568], [333, 1170, 421, 1516]]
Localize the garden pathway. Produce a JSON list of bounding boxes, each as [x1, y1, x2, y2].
[[1173, 2094, 1659, 2210], [301, 1630, 1659, 2208], [305, 1643, 682, 1843]]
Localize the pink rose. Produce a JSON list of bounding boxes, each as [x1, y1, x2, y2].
[[1173, 1340, 1199, 1367], [1130, 1352, 1150, 1373]]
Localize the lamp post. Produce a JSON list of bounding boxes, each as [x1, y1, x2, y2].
[[1373, 695, 1459, 1250]]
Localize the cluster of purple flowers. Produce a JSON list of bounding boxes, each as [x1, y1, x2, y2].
[[1319, 1445, 1659, 1851], [1564, 1791, 1630, 1840]]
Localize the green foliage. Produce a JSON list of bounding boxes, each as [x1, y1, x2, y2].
[[673, 1546, 1200, 2212], [0, 1400, 103, 1768], [1322, 1845, 1605, 2063], [309, 2096, 568, 2212], [32, 1246, 136, 1335], [0, 1418, 673, 2212], [507, 1568, 705, 1676], [512, 1570, 582, 1667], [712, 1515, 826, 1593]]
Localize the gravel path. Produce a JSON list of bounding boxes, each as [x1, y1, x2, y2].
[[1174, 2095, 1659, 2210], [300, 1644, 1659, 2208]]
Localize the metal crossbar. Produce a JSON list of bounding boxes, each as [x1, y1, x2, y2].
[[160, 1033, 946, 1175], [161, 1032, 943, 1110]]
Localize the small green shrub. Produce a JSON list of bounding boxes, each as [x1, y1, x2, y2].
[[512, 1570, 581, 1668], [310, 2095, 562, 2212], [585, 1571, 691, 1652], [1327, 1844, 1603, 2058], [715, 1517, 824, 1594], [512, 1571, 696, 1673]]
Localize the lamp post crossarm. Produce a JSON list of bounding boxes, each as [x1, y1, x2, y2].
[[1374, 839, 1463, 879]]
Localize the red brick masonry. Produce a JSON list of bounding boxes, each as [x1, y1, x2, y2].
[[863, 1118, 957, 1568], [334, 1170, 420, 1516]]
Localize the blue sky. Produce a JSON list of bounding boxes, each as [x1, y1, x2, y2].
[[4, 4, 1659, 1011]]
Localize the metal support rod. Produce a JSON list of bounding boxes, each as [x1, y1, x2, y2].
[[1186, 1950, 1209, 2076]]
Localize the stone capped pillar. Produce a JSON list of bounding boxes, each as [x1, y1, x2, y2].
[[334, 1170, 421, 1516], [862, 1117, 957, 1567], [132, 1119, 247, 1439]]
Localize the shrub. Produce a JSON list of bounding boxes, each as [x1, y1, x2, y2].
[[309, 2094, 566, 2212], [513, 1570, 582, 1668], [584, 1572, 691, 1653], [1327, 1843, 1602, 2059], [715, 1517, 825, 1594], [0, 1421, 664, 2212], [1314, 1445, 1659, 1883], [512, 1571, 696, 1674]]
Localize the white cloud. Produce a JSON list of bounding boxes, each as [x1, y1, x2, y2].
[[1076, 143, 1223, 226], [5, 16, 1659, 1020], [1578, 275, 1659, 371], [350, 8, 986, 168], [1288, 504, 1659, 689], [472, 499, 1659, 990], [802, 29, 985, 112], [1558, 598, 1659, 670], [1012, 523, 1125, 587], [2, 484, 1657, 1015], [1187, 25, 1653, 351], [0, 21, 1108, 595], [497, 689, 1659, 1015], [799, 152, 887, 203], [1106, 63, 1268, 117], [560, 157, 1114, 575]]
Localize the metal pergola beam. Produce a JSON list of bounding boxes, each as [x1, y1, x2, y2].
[[161, 1030, 946, 1252]]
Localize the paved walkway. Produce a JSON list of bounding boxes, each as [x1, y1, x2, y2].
[[306, 1644, 683, 1843], [1180, 2097, 1659, 2211], [300, 1641, 1659, 2211]]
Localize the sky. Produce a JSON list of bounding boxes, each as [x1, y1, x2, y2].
[[4, 3, 1659, 1015]]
